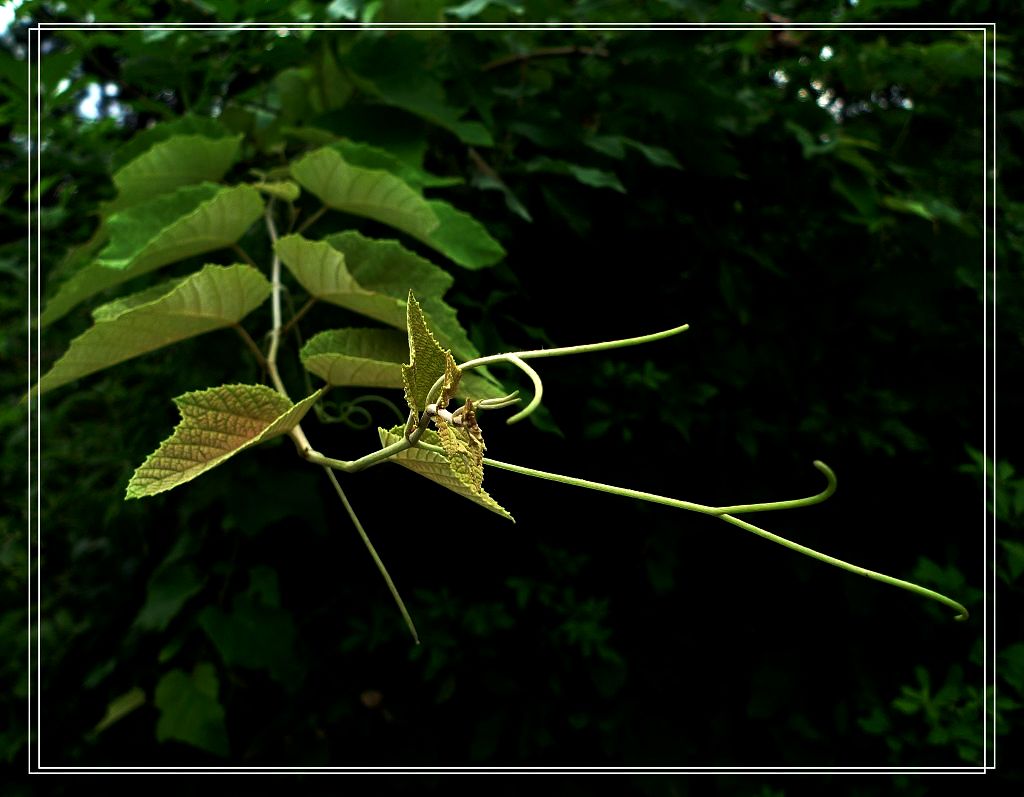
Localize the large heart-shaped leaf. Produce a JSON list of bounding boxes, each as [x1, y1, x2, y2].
[[300, 328, 409, 388], [379, 425, 512, 521], [126, 384, 322, 499], [290, 147, 439, 238], [41, 184, 264, 326], [109, 133, 243, 212], [35, 264, 270, 395]]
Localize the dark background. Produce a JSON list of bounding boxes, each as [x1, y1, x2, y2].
[[1, 0, 1020, 792]]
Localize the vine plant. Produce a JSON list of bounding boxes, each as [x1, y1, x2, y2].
[[35, 124, 968, 646]]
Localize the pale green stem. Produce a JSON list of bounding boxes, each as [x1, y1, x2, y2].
[[304, 423, 428, 473], [323, 467, 419, 644], [414, 443, 968, 621]]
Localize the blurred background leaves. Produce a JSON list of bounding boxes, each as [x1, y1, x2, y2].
[[2, 0, 1019, 788]]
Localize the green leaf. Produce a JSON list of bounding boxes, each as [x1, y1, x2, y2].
[[417, 200, 507, 270], [289, 148, 503, 269], [585, 135, 683, 170], [301, 327, 409, 387], [321, 231, 481, 360], [93, 687, 146, 734], [155, 664, 228, 756], [525, 157, 626, 193], [402, 291, 457, 415], [98, 183, 263, 271], [108, 134, 243, 212], [198, 569, 300, 685], [445, 0, 524, 20], [111, 115, 235, 171], [379, 425, 512, 520], [334, 140, 463, 190], [41, 184, 264, 326], [126, 384, 322, 499], [275, 233, 409, 329], [276, 234, 504, 398], [134, 561, 204, 632], [290, 147, 439, 238], [34, 264, 270, 395]]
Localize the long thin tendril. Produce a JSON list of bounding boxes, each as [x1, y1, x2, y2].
[[411, 447, 967, 622]]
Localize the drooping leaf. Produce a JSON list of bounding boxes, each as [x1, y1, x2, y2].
[[379, 425, 512, 520], [108, 133, 243, 212], [585, 134, 683, 170], [41, 184, 264, 326], [526, 157, 627, 193], [301, 327, 409, 387], [290, 147, 439, 238], [289, 147, 503, 269], [126, 384, 322, 499], [35, 264, 270, 395], [154, 664, 228, 756], [402, 291, 458, 416], [416, 200, 507, 270]]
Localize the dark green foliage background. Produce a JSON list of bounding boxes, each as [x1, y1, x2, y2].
[[2, 0, 1021, 791]]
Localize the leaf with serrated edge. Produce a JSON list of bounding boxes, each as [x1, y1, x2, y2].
[[379, 426, 512, 521], [436, 415, 484, 493], [402, 292, 457, 415], [41, 184, 264, 326], [301, 328, 408, 387], [109, 134, 243, 212], [290, 147, 439, 238], [126, 385, 322, 499], [35, 265, 270, 396]]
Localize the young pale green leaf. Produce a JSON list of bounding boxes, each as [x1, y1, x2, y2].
[[300, 328, 409, 388], [126, 384, 322, 499], [379, 425, 512, 521], [108, 133, 243, 212], [290, 147, 439, 238], [35, 264, 270, 396], [254, 180, 301, 201], [154, 664, 228, 756], [436, 407, 485, 493], [41, 184, 264, 326], [402, 291, 457, 415]]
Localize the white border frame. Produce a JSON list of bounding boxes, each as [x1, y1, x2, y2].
[[26, 19, 998, 775]]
